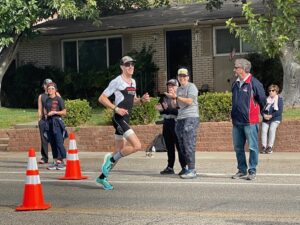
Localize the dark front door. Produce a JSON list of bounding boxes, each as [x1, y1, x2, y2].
[[166, 29, 193, 81]]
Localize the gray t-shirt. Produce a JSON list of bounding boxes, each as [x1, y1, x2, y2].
[[177, 82, 199, 119]]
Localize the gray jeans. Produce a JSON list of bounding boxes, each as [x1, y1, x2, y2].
[[261, 121, 280, 148], [175, 117, 199, 170]]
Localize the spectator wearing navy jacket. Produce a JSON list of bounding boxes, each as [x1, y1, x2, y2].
[[231, 58, 266, 181], [261, 84, 283, 154]]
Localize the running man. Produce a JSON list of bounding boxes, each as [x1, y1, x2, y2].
[[96, 56, 150, 190]]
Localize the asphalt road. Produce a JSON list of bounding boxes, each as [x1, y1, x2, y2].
[[0, 151, 300, 225]]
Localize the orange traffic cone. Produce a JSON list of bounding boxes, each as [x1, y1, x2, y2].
[[16, 148, 51, 211], [59, 133, 88, 180]]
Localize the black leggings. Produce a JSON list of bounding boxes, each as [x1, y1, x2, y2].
[[163, 119, 186, 169]]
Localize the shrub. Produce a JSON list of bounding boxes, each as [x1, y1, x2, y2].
[[101, 98, 159, 125], [62, 64, 120, 108], [128, 44, 159, 96], [102, 108, 113, 125], [64, 99, 92, 127], [1, 64, 64, 108], [2, 45, 159, 108], [130, 98, 158, 125], [100, 93, 233, 125], [199, 92, 232, 122]]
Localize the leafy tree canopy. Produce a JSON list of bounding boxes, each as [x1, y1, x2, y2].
[[226, 0, 299, 58], [97, 0, 170, 16], [0, 0, 99, 47], [202, 0, 299, 58], [0, 0, 170, 48]]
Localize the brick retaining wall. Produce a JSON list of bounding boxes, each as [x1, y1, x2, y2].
[[0, 121, 299, 152]]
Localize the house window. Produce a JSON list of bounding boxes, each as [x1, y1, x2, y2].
[[214, 27, 254, 56], [241, 41, 254, 53], [62, 37, 122, 72], [108, 38, 123, 65], [63, 41, 77, 71]]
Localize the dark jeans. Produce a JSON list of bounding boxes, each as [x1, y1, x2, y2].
[[48, 123, 66, 160], [175, 117, 199, 170], [38, 119, 49, 162], [163, 119, 186, 169]]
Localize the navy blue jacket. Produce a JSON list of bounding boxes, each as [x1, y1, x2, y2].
[[44, 116, 68, 141], [231, 74, 266, 125], [262, 96, 283, 123]]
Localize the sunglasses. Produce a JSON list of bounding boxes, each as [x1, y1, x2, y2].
[[268, 89, 276, 92], [123, 62, 135, 67]]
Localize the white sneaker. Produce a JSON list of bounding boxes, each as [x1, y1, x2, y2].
[[56, 163, 66, 170], [180, 170, 197, 179], [47, 162, 57, 170]]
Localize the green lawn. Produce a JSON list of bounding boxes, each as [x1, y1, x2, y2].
[[282, 107, 300, 119], [0, 107, 300, 129], [0, 107, 108, 128], [84, 108, 108, 126], [0, 108, 37, 128]]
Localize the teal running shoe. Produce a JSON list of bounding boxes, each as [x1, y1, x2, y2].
[[96, 177, 113, 190], [102, 153, 113, 177], [103, 152, 118, 170], [103, 153, 111, 163]]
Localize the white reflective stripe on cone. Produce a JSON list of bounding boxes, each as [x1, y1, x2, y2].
[[67, 154, 79, 161], [26, 175, 41, 184], [27, 157, 38, 170], [69, 140, 77, 150]]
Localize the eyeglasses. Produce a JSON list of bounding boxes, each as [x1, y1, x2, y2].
[[268, 89, 276, 92], [123, 62, 135, 67], [234, 66, 241, 69], [178, 74, 188, 78]]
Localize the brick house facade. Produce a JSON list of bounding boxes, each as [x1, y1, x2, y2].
[[17, 27, 215, 95], [14, 2, 268, 94]]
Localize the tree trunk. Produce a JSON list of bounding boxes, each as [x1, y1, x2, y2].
[[0, 35, 21, 107], [280, 43, 300, 107]]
